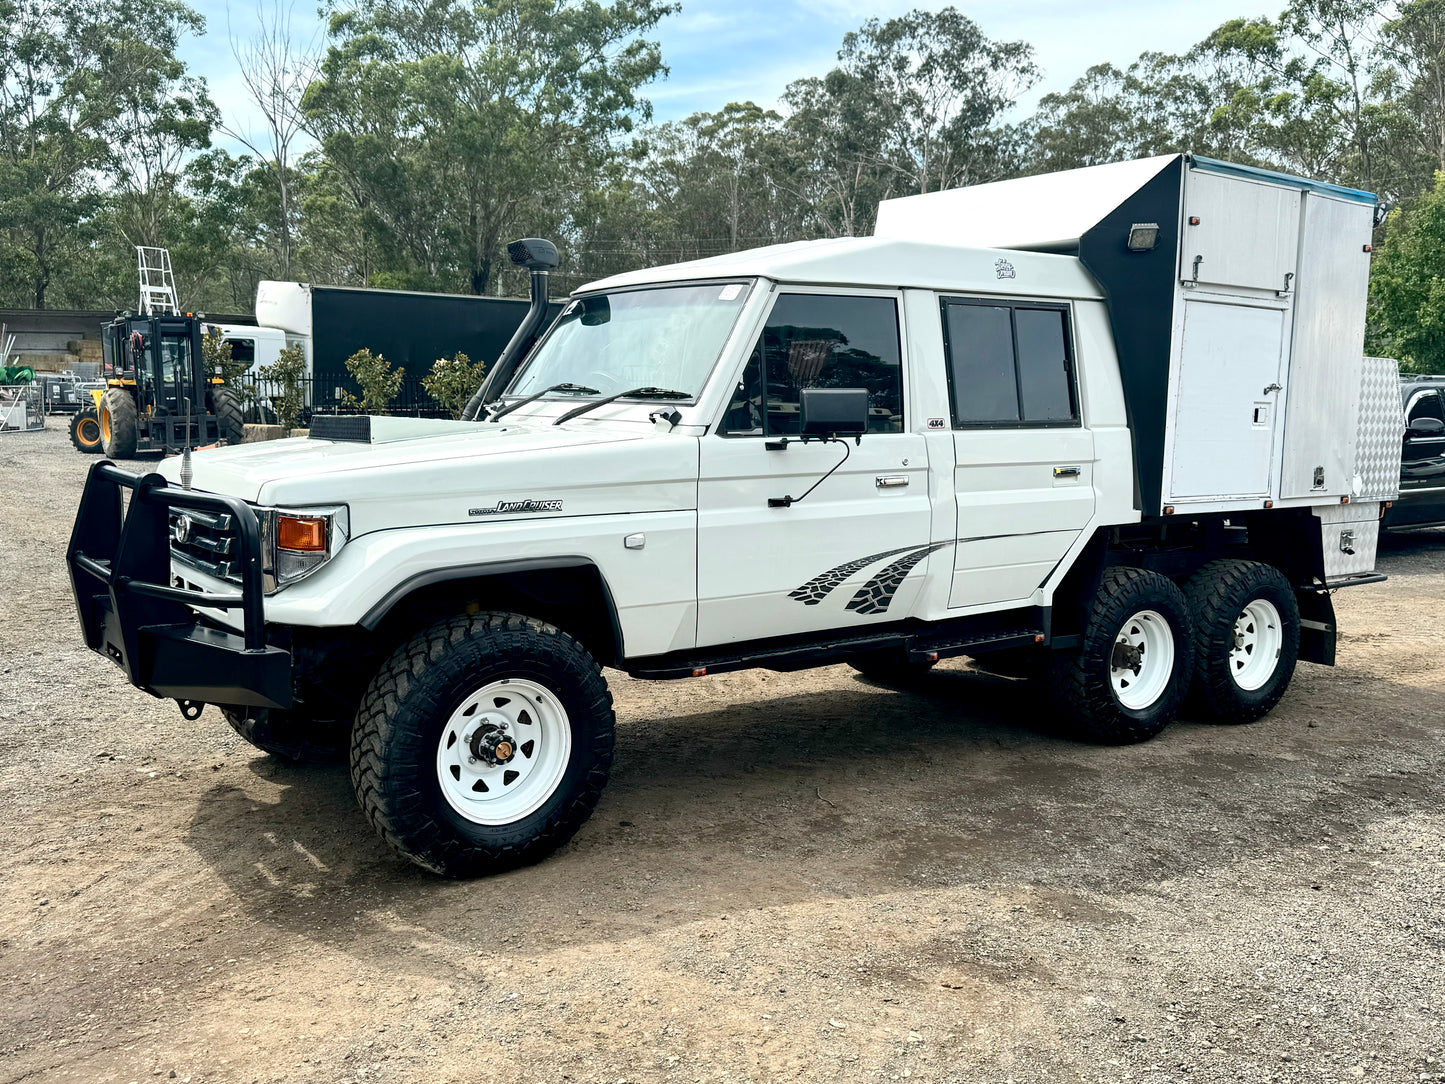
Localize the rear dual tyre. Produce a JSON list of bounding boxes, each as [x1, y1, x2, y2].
[[1184, 560, 1300, 725], [350, 612, 615, 878], [1050, 567, 1193, 745]]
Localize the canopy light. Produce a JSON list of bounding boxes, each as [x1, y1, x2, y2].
[[1127, 222, 1160, 252]]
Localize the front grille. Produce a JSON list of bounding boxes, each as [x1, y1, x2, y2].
[[169, 508, 240, 580]]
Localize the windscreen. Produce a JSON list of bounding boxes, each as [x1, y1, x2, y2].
[[507, 282, 753, 399]]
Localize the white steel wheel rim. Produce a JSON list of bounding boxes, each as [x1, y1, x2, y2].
[[435, 677, 572, 825], [1110, 609, 1175, 710], [1229, 598, 1283, 692]]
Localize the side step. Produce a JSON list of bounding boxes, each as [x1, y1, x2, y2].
[[907, 628, 1045, 663], [625, 608, 1050, 680]]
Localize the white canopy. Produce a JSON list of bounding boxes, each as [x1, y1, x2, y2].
[[873, 155, 1180, 252]]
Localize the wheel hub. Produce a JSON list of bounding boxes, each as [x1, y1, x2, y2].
[[465, 715, 516, 766], [1111, 639, 1143, 675]]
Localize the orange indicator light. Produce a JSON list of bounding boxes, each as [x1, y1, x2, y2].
[[277, 515, 326, 551]]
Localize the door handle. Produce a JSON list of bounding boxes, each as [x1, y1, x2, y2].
[[876, 475, 909, 488], [1053, 466, 1081, 479]]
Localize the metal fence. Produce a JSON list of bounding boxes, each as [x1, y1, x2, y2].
[[0, 384, 45, 433], [238, 374, 455, 424]]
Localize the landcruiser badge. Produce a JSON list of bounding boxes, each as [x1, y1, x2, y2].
[[994, 258, 1016, 280], [469, 499, 564, 517], [173, 514, 193, 544]]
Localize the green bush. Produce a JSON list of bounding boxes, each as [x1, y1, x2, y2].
[[258, 343, 307, 431], [421, 351, 488, 419], [205, 328, 251, 389], [342, 348, 405, 415]]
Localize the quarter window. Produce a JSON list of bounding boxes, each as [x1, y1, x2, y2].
[[942, 298, 1078, 427], [723, 294, 904, 435]]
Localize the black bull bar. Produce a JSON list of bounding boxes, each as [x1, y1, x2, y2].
[[66, 461, 292, 710]]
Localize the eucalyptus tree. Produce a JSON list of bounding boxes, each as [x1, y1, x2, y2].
[[303, 0, 675, 296]]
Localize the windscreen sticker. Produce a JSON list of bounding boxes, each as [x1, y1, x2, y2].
[[718, 284, 743, 301]]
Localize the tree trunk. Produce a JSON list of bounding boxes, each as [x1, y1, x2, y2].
[[278, 166, 291, 280], [33, 227, 48, 310], [470, 255, 491, 296]]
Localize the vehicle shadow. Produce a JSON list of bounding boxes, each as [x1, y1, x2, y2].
[[181, 660, 1445, 970]]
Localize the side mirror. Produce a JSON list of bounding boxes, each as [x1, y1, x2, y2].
[[1408, 417, 1445, 438], [800, 387, 868, 440]]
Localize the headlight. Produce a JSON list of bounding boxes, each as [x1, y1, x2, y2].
[[261, 504, 348, 590]]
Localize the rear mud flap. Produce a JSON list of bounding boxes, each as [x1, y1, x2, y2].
[[1297, 589, 1337, 666]]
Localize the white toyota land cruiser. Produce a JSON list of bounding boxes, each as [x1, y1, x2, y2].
[[68, 155, 1403, 876]]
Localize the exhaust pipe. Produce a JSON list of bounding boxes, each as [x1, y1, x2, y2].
[[462, 238, 560, 421]]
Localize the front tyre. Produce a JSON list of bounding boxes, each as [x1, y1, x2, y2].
[[1050, 567, 1193, 745], [1184, 560, 1300, 724], [221, 706, 349, 763], [100, 389, 138, 458], [351, 612, 615, 877]]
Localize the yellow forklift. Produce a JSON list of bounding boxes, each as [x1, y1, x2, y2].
[[71, 248, 244, 456]]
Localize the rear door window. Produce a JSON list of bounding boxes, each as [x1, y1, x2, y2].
[[942, 297, 1079, 427]]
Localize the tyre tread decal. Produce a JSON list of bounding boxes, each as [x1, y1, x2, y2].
[[845, 542, 953, 615], [788, 546, 919, 605]]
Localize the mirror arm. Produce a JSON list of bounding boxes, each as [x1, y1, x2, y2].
[[767, 437, 852, 508]]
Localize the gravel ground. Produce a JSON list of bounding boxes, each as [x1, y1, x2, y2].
[[1, 425, 1442, 1084]]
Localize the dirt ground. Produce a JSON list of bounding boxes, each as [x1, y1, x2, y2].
[[1, 425, 1442, 1084]]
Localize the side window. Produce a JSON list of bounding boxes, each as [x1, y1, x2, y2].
[[227, 338, 257, 365], [723, 293, 903, 435], [1408, 390, 1444, 424], [942, 297, 1078, 427]]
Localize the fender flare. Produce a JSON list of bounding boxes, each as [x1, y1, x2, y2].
[[357, 555, 626, 660]]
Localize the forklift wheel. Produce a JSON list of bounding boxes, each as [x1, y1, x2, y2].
[[100, 389, 139, 458], [212, 387, 246, 445], [69, 410, 103, 454]]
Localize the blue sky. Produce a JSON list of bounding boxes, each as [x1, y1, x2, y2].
[[185, 0, 1279, 155]]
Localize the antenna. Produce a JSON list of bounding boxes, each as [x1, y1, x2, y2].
[[136, 246, 179, 316]]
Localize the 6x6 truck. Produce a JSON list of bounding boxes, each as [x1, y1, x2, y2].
[[68, 155, 1404, 877]]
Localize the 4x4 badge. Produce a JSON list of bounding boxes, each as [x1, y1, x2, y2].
[[469, 499, 563, 516]]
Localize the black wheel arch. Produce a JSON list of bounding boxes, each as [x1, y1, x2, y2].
[[1054, 513, 1335, 665], [359, 557, 626, 668]]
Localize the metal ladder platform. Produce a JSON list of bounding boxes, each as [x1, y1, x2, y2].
[[136, 246, 179, 316]]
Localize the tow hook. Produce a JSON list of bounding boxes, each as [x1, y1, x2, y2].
[[177, 699, 206, 721]]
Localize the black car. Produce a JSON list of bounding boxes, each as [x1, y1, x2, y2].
[[1386, 374, 1445, 529]]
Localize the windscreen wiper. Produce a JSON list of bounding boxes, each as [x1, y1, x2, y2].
[[487, 383, 600, 422], [553, 387, 691, 426]]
